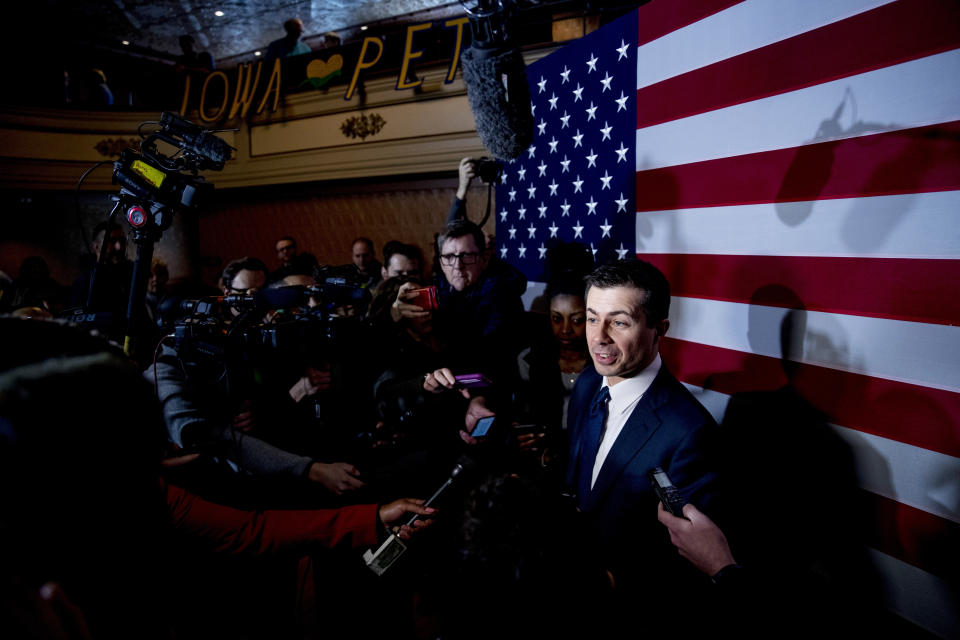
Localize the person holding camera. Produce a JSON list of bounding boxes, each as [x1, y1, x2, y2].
[[153, 257, 370, 506]]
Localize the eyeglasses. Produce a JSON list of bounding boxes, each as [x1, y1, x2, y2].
[[439, 252, 480, 266]]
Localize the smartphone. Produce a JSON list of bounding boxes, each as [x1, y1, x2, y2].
[[512, 423, 539, 435], [409, 286, 439, 310], [647, 466, 687, 519], [454, 373, 492, 388], [471, 416, 496, 438]]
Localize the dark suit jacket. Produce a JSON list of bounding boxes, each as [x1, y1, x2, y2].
[[565, 362, 721, 592]]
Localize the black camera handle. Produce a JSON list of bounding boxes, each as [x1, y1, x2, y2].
[[87, 191, 168, 358]]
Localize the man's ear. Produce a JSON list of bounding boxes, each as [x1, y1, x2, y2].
[[656, 319, 670, 337], [381, 265, 389, 279], [479, 247, 491, 269]]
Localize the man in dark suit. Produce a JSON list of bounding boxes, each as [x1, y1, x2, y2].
[[566, 259, 721, 621]]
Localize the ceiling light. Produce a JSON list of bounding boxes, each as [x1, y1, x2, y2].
[[254, 51, 261, 56], [360, 25, 368, 31], [121, 40, 130, 45], [214, 10, 224, 17]]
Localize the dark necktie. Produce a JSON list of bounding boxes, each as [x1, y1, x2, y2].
[[578, 385, 610, 503]]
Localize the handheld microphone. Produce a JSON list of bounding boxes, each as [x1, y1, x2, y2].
[[364, 455, 476, 576], [460, 0, 534, 160], [405, 455, 474, 527]]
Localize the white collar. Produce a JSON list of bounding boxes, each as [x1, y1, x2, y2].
[[601, 353, 662, 414]]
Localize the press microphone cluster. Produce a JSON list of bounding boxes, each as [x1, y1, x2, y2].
[[460, 0, 534, 160]]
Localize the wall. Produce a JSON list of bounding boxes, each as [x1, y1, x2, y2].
[[196, 177, 494, 285]]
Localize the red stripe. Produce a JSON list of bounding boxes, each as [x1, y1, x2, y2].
[[636, 0, 743, 47], [636, 0, 960, 128], [660, 338, 960, 458], [865, 491, 960, 580], [642, 253, 960, 327], [635, 121, 960, 211]]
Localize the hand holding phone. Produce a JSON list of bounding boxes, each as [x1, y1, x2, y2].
[[648, 466, 688, 519], [409, 286, 439, 311]]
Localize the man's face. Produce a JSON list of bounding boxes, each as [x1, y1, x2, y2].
[[352, 242, 373, 273], [93, 228, 127, 264], [147, 267, 168, 294], [276, 240, 297, 265], [585, 285, 667, 386], [383, 254, 420, 279], [439, 235, 486, 292], [227, 269, 266, 294]]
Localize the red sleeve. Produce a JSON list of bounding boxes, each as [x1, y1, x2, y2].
[[164, 480, 380, 555]]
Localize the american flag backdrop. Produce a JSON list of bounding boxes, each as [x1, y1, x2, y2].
[[496, 0, 960, 635]]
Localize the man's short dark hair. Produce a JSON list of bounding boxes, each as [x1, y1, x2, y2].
[[276, 235, 296, 247], [383, 241, 422, 266], [584, 259, 670, 327], [221, 257, 268, 290], [437, 220, 486, 253]]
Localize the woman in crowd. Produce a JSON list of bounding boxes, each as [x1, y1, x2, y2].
[[513, 276, 590, 457]]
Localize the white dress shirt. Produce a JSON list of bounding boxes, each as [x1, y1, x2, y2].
[[591, 353, 662, 488]]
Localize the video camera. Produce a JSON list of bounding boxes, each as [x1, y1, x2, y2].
[[112, 112, 233, 217]]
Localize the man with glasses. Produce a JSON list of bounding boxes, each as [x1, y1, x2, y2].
[[271, 236, 318, 283], [430, 221, 525, 397]]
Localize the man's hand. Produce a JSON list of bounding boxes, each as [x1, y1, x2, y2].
[[305, 364, 332, 391], [378, 498, 437, 540], [461, 396, 494, 445], [231, 400, 256, 432], [391, 282, 431, 323], [657, 502, 736, 577], [308, 462, 365, 495], [423, 367, 463, 394], [289, 365, 333, 403], [456, 157, 477, 201], [515, 430, 547, 452]]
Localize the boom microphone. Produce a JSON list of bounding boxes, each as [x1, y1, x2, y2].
[[460, 0, 534, 160]]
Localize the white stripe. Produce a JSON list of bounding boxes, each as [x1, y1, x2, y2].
[[681, 382, 731, 423], [669, 296, 960, 393], [868, 549, 960, 637], [635, 49, 960, 170], [682, 383, 960, 524], [636, 0, 893, 89], [635, 191, 960, 260], [834, 426, 960, 525]]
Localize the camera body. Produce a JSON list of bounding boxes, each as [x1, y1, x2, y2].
[[474, 157, 503, 184]]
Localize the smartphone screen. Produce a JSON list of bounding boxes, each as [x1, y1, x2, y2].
[[454, 373, 491, 388], [472, 416, 495, 437]]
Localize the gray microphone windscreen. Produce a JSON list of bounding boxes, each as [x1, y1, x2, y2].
[[461, 45, 534, 160]]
